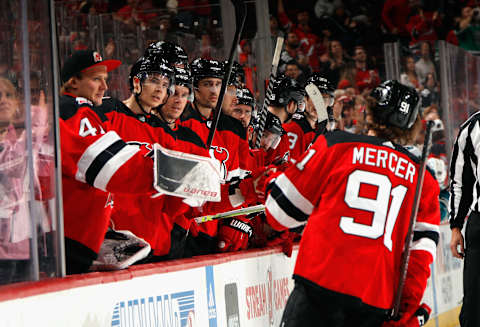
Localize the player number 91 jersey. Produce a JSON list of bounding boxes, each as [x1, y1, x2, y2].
[[265, 130, 440, 310]]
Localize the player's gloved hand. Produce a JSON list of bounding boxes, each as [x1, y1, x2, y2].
[[267, 230, 297, 257], [249, 212, 268, 248], [217, 218, 253, 252], [252, 165, 282, 203], [383, 303, 431, 327]]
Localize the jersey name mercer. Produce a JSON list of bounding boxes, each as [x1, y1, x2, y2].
[[352, 146, 416, 183]]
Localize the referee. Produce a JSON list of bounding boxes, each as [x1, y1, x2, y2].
[[449, 111, 480, 327]]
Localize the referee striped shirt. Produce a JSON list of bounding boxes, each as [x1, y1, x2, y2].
[[449, 111, 480, 229]]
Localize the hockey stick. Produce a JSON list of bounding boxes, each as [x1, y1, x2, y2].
[[253, 36, 284, 149], [305, 82, 328, 145], [206, 0, 247, 148], [194, 204, 265, 224], [305, 83, 328, 123], [391, 120, 434, 319]]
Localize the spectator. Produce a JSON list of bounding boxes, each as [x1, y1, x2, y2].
[[337, 95, 355, 133], [420, 72, 440, 108], [320, 39, 351, 88], [415, 41, 437, 86], [353, 45, 380, 95], [400, 55, 423, 91], [0, 77, 29, 285], [454, 5, 480, 52], [279, 32, 308, 74], [285, 60, 307, 85], [406, 3, 442, 49], [277, 0, 322, 71], [381, 0, 412, 44], [314, 0, 342, 20], [270, 15, 285, 44]]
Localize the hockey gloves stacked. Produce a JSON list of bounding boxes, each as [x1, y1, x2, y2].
[[217, 218, 253, 252]]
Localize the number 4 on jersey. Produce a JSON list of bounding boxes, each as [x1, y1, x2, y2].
[[79, 117, 105, 137], [340, 170, 407, 251]]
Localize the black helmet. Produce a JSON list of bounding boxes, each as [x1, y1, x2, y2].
[[129, 55, 175, 93], [251, 111, 284, 136], [224, 60, 244, 87], [144, 41, 189, 68], [305, 73, 335, 97], [174, 66, 194, 101], [370, 80, 420, 129], [191, 58, 224, 86], [268, 74, 305, 107], [236, 87, 255, 109]]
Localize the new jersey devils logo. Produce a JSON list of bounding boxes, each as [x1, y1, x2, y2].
[[209, 146, 229, 180]]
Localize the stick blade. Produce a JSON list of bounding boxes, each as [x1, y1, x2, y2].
[[305, 83, 328, 122]]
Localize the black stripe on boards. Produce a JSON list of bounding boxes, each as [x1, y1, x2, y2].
[[85, 139, 126, 186], [270, 182, 309, 222], [413, 230, 439, 245]]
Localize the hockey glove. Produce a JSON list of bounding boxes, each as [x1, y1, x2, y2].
[[383, 303, 431, 327], [217, 218, 253, 252], [266, 230, 298, 257], [90, 228, 151, 271]]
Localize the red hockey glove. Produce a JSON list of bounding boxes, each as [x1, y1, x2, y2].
[[249, 213, 268, 248], [217, 218, 253, 252], [252, 165, 282, 203], [383, 303, 431, 327], [267, 230, 297, 257]]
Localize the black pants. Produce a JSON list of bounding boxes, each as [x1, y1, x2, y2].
[[460, 211, 480, 327], [280, 281, 386, 327]]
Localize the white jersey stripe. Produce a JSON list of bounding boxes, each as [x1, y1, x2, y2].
[[275, 174, 314, 216], [410, 237, 437, 261], [93, 145, 141, 191], [414, 222, 440, 233], [76, 131, 122, 183], [265, 195, 307, 229]]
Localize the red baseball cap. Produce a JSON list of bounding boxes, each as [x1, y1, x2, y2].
[[61, 50, 121, 83]]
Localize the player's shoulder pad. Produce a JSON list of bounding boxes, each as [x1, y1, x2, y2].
[[323, 130, 387, 148], [218, 114, 247, 139], [176, 125, 208, 149], [60, 95, 98, 121], [293, 113, 314, 134], [97, 97, 132, 115]]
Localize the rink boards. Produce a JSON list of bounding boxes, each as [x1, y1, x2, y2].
[[0, 223, 462, 326]]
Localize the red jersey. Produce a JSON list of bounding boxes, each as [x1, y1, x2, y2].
[[181, 103, 251, 238], [60, 94, 156, 259], [283, 113, 315, 163], [101, 98, 209, 257], [265, 131, 440, 310]]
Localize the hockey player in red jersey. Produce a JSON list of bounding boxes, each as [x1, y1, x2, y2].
[[59, 50, 162, 274], [181, 58, 253, 255], [284, 73, 334, 162], [104, 53, 211, 262], [263, 74, 306, 166], [266, 80, 440, 326]]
